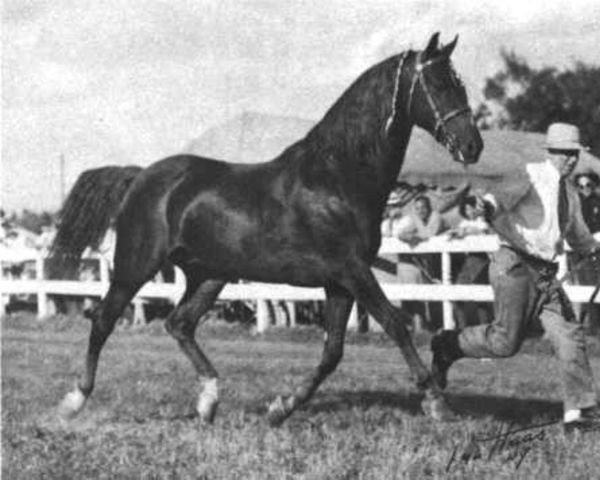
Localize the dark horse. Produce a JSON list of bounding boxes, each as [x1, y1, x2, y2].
[[52, 33, 482, 425]]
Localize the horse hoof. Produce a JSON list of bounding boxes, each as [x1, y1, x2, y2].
[[422, 395, 459, 422], [267, 396, 291, 427], [58, 388, 87, 419]]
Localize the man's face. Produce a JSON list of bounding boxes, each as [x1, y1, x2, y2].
[[548, 149, 580, 177], [388, 206, 403, 218], [414, 199, 431, 221], [464, 204, 477, 220], [577, 175, 596, 198]]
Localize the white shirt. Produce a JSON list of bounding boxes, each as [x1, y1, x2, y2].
[[513, 160, 562, 259], [486, 159, 593, 261]]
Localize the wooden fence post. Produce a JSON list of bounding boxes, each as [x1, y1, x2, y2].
[[441, 251, 455, 330], [99, 256, 110, 285], [286, 301, 296, 327], [35, 255, 48, 318], [256, 300, 270, 333]]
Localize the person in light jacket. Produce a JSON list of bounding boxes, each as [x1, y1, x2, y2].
[[431, 123, 600, 432]]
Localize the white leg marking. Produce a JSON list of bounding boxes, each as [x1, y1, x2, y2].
[[197, 377, 219, 422], [58, 387, 87, 419]]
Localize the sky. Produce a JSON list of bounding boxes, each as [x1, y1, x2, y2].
[[2, 0, 600, 212]]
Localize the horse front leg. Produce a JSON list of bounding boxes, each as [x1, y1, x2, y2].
[[340, 261, 456, 421], [267, 283, 354, 426]]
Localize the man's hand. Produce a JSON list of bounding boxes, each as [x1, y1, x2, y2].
[[464, 192, 495, 223], [447, 227, 467, 239], [402, 235, 424, 247]]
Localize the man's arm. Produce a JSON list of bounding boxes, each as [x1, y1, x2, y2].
[[395, 216, 422, 246]]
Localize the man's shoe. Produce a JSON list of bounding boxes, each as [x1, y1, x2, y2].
[[564, 406, 600, 433], [431, 330, 464, 390]]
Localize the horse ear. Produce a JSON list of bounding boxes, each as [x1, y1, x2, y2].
[[441, 34, 459, 57], [424, 32, 440, 56]]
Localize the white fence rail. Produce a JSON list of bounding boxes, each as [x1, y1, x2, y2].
[[1, 235, 598, 332]]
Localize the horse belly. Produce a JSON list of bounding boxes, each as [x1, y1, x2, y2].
[[179, 219, 330, 286]]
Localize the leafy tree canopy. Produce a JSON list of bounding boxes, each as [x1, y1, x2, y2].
[[476, 50, 600, 157]]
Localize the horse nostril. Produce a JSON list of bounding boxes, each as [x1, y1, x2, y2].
[[467, 140, 480, 157]]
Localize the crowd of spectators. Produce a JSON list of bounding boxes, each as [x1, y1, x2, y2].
[[380, 188, 491, 331]]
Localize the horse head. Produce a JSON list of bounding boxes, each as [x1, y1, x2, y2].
[[387, 32, 483, 165]]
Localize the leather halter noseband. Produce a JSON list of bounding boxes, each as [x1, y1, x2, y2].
[[388, 52, 472, 155]]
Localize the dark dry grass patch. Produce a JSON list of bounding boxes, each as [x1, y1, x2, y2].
[[3, 313, 600, 479]]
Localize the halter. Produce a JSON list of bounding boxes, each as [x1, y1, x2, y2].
[[387, 51, 472, 156]]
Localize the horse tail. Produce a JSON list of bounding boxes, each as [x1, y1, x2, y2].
[[48, 165, 143, 277]]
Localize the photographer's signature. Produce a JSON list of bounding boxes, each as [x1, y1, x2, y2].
[[446, 419, 556, 472]]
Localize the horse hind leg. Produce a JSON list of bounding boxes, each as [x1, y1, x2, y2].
[[59, 225, 166, 419], [267, 283, 354, 426], [163, 265, 225, 423], [58, 280, 142, 419]]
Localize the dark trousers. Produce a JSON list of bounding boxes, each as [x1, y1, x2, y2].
[[458, 246, 598, 411]]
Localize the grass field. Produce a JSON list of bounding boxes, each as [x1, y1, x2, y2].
[[3, 313, 600, 479]]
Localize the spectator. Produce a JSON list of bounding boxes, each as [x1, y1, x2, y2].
[[452, 195, 491, 238], [450, 195, 492, 328], [36, 224, 56, 253], [571, 171, 600, 333], [574, 171, 600, 233], [380, 191, 405, 238], [396, 195, 449, 330], [396, 195, 449, 247]]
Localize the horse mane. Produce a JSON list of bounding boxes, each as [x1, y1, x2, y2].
[[48, 165, 142, 275], [305, 53, 408, 162]]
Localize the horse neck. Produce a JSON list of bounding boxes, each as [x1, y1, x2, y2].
[[302, 54, 415, 209]]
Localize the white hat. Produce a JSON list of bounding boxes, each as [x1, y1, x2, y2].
[[545, 122, 585, 151], [386, 190, 405, 207]]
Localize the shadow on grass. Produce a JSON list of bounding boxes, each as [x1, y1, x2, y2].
[[253, 389, 565, 423], [446, 392, 563, 422], [72, 390, 562, 428]]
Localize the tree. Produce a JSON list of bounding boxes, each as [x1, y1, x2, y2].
[[476, 50, 600, 157]]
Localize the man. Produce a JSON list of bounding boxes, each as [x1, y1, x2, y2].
[[394, 195, 449, 330], [571, 171, 600, 332], [431, 123, 600, 431], [396, 195, 448, 247], [380, 191, 406, 238], [574, 171, 600, 234], [451, 195, 492, 328]]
